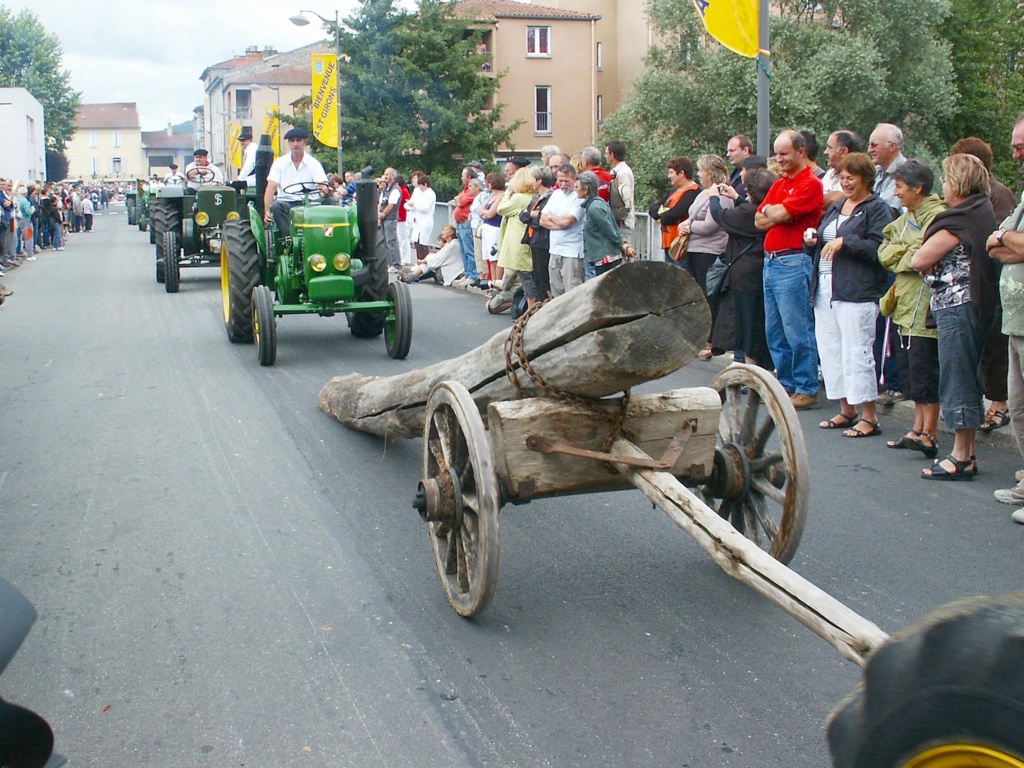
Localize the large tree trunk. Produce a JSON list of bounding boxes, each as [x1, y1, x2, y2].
[[318, 260, 710, 438]]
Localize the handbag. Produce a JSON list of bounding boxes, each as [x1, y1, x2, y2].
[[668, 231, 689, 261]]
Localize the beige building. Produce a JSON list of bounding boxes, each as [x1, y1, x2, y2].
[[67, 103, 146, 182], [200, 42, 333, 178], [455, 0, 659, 160]]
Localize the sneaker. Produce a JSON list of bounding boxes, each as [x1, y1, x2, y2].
[[789, 392, 819, 410], [55, 247, 65, 251], [1013, 508, 1024, 524], [1015, 469, 1024, 483], [994, 485, 1024, 505], [876, 389, 905, 406], [26, 256, 36, 261], [0, 284, 12, 297]]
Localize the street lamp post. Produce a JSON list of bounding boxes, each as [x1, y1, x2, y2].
[[289, 9, 343, 177]]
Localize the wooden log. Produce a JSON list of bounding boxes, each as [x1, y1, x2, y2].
[[487, 388, 721, 500], [319, 261, 710, 438], [608, 437, 890, 667]]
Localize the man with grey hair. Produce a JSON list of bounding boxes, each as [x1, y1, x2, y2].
[[868, 123, 907, 211], [541, 164, 587, 295], [986, 111, 1024, 521], [541, 145, 561, 162], [377, 166, 402, 270], [546, 152, 566, 170], [580, 146, 613, 201]]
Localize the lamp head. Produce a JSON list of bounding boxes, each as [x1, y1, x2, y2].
[[289, 14, 310, 26]]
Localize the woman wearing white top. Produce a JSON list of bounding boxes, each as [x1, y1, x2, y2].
[[405, 174, 437, 261]]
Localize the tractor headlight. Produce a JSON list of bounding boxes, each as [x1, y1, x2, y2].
[[226, 211, 240, 220], [195, 211, 210, 226], [310, 254, 327, 272], [333, 253, 351, 272]]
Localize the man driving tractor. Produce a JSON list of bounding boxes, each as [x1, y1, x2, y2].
[[263, 127, 331, 237], [184, 148, 224, 191]]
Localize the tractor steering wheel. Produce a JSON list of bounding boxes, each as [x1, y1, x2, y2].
[[282, 181, 327, 198], [186, 166, 217, 185]]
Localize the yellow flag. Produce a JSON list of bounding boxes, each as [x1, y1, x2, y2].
[[228, 124, 243, 169], [692, 0, 760, 58], [263, 107, 280, 154], [311, 53, 339, 148]]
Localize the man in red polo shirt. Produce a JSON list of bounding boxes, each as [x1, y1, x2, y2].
[[756, 130, 824, 410]]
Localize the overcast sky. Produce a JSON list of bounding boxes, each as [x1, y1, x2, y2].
[[4, 0, 414, 131]]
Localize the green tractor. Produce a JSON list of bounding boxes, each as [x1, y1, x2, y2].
[[125, 185, 137, 226], [149, 167, 252, 292], [135, 179, 150, 235], [220, 141, 411, 366]]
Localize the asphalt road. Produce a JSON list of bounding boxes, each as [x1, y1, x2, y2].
[[1, 206, 1022, 767]]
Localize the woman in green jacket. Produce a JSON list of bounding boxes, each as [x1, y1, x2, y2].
[[877, 159, 947, 458], [576, 171, 635, 278]]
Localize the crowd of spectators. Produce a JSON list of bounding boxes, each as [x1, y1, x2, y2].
[[370, 115, 1024, 524], [0, 180, 113, 303]]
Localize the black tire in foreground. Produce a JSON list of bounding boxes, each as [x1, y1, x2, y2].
[[221, 220, 260, 343], [163, 230, 180, 293], [385, 280, 412, 359], [348, 235, 389, 339], [253, 284, 277, 366], [828, 590, 1024, 768]]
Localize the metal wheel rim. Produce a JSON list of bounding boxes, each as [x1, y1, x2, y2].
[[220, 243, 230, 324], [703, 364, 809, 563], [422, 381, 501, 617], [902, 744, 1024, 768]]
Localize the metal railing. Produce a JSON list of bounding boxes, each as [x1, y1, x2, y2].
[[431, 201, 661, 260]]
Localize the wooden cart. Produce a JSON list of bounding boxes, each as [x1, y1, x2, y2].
[[319, 262, 1024, 767]]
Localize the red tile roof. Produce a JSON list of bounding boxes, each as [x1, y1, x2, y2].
[[454, 0, 600, 21], [76, 103, 140, 129]]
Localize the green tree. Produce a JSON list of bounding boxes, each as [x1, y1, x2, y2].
[[937, 0, 1024, 188], [601, 0, 957, 207], [287, 0, 518, 199], [0, 7, 80, 151]]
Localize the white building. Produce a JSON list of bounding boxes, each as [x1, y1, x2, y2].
[[0, 88, 46, 184]]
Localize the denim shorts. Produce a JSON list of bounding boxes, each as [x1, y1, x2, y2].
[[934, 302, 988, 430]]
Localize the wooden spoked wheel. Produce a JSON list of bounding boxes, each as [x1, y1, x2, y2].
[[702, 364, 809, 564], [415, 381, 501, 617]]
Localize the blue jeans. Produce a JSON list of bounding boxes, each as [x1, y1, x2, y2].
[[763, 253, 817, 395], [935, 301, 988, 430], [456, 221, 477, 281]]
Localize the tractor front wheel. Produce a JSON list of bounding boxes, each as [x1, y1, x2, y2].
[[163, 230, 180, 293], [253, 285, 277, 366], [385, 281, 413, 359]]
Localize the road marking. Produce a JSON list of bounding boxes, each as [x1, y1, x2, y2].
[[0, 470, 8, 490]]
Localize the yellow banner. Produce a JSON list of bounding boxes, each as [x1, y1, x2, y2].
[[311, 53, 339, 148], [263, 107, 280, 154], [692, 0, 760, 58], [228, 124, 242, 169]]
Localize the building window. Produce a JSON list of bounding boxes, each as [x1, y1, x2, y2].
[[597, 95, 604, 125], [90, 157, 99, 176], [596, 42, 603, 70], [236, 89, 252, 120], [535, 86, 552, 135], [112, 131, 122, 148], [89, 131, 98, 148], [26, 116, 34, 143], [111, 157, 122, 175], [527, 26, 551, 57]]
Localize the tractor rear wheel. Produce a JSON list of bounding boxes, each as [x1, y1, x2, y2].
[[151, 200, 181, 285], [385, 281, 413, 359], [163, 230, 180, 293], [828, 590, 1024, 768], [349, 236, 389, 338], [253, 285, 277, 366], [221, 220, 260, 343]]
